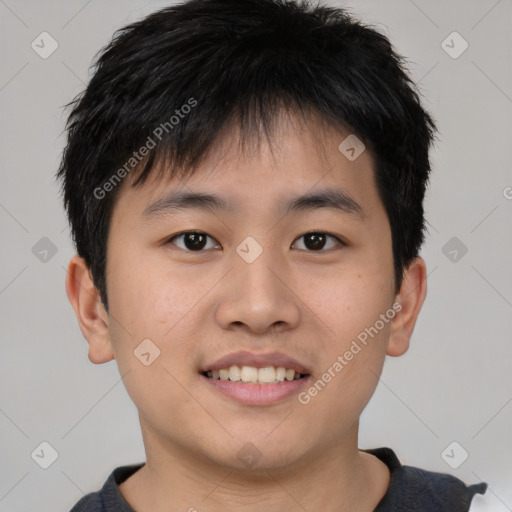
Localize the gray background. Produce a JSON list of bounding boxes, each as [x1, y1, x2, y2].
[[0, 1, 511, 511]]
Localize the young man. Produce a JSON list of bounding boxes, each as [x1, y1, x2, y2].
[[58, 0, 488, 510]]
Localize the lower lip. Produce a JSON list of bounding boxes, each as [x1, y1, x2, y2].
[[201, 374, 310, 406]]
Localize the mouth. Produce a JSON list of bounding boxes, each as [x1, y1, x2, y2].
[[199, 351, 311, 406], [202, 365, 309, 385]]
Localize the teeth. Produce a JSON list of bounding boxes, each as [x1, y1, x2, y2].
[[258, 366, 276, 383], [240, 366, 258, 383], [228, 365, 241, 381], [206, 365, 305, 384], [275, 367, 286, 381]]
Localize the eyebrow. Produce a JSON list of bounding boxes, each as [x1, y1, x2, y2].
[[142, 188, 365, 220]]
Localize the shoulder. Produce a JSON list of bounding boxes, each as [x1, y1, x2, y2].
[[68, 463, 145, 512], [69, 490, 104, 512], [400, 463, 488, 510], [363, 447, 488, 512]]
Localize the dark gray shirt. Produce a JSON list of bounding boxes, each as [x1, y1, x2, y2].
[[69, 447, 487, 511]]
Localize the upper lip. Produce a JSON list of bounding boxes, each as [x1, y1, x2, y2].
[[201, 350, 311, 374]]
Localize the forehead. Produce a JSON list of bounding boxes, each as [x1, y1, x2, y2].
[[113, 112, 379, 220]]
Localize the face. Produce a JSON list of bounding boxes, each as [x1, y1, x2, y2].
[[102, 113, 399, 471]]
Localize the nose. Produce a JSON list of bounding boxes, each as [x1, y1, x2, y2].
[[214, 247, 301, 335]]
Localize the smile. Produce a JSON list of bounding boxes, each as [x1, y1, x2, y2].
[[203, 365, 308, 385]]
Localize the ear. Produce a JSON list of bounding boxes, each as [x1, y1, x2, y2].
[[386, 256, 427, 357], [65, 255, 115, 364]]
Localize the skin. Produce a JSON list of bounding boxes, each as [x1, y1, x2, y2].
[[66, 111, 427, 512]]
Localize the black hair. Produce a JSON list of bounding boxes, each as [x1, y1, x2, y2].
[[56, 0, 438, 312]]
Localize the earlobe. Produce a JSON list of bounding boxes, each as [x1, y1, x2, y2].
[[65, 255, 115, 364], [386, 257, 427, 357]]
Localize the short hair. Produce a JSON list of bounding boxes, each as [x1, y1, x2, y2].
[[56, 0, 438, 312]]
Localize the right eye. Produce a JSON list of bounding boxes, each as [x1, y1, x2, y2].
[[165, 231, 221, 252]]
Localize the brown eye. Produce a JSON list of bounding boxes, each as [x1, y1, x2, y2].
[[292, 231, 343, 251], [167, 231, 219, 251]]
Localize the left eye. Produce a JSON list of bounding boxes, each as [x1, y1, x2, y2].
[[291, 231, 343, 251]]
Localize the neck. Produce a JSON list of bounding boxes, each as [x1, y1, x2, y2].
[[119, 420, 390, 512]]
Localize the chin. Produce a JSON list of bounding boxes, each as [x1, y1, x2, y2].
[[202, 436, 308, 473]]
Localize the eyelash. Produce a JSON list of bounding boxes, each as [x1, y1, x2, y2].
[[165, 231, 346, 252]]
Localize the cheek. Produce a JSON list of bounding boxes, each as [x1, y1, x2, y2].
[[104, 253, 203, 432], [301, 284, 394, 429], [305, 259, 395, 411], [298, 256, 394, 404], [304, 265, 394, 345], [106, 243, 192, 335], [106, 245, 219, 375]]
